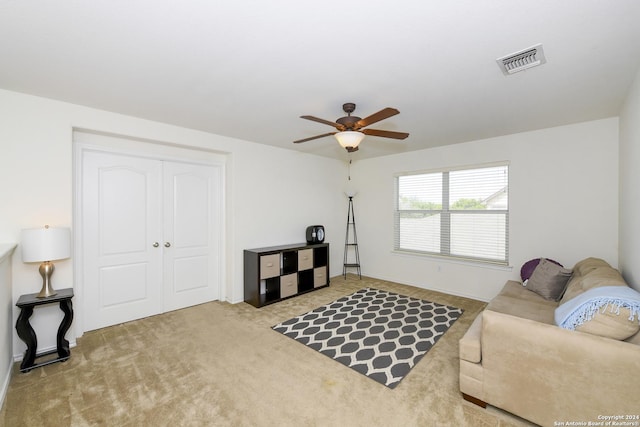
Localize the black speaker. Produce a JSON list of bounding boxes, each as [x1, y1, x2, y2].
[[306, 225, 325, 244]]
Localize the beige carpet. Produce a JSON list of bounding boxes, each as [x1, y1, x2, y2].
[[1, 275, 534, 427]]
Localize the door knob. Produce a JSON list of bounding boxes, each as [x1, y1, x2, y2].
[[164, 242, 171, 248], [153, 242, 159, 247]]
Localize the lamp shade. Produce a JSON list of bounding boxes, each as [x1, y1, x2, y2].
[[21, 226, 71, 263], [334, 131, 365, 149]]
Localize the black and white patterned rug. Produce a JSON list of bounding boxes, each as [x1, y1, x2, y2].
[[272, 288, 463, 389]]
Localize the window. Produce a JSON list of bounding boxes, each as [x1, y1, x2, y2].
[[394, 163, 509, 265]]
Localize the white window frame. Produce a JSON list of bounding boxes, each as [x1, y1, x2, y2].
[[394, 162, 509, 266]]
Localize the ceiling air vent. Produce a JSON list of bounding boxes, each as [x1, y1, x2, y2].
[[497, 44, 546, 75]]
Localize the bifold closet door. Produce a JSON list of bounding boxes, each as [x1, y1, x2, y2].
[[82, 151, 164, 331]]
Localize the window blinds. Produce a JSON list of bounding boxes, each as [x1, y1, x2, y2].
[[395, 164, 509, 264]]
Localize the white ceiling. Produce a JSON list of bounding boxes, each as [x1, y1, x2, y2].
[[2, 1, 640, 160]]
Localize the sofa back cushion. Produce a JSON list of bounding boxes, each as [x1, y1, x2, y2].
[[560, 265, 628, 304], [575, 306, 640, 340], [558, 258, 640, 340], [571, 257, 611, 277]]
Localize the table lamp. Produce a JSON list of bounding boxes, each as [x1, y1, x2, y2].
[[21, 225, 71, 298]]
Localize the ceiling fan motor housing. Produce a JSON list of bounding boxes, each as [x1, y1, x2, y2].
[[337, 103, 360, 129], [336, 115, 361, 129]]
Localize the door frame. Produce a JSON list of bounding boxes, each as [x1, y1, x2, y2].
[[72, 130, 227, 337]]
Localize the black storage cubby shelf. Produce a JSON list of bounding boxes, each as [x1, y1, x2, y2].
[[314, 246, 328, 268], [282, 250, 298, 275], [298, 270, 314, 293], [260, 277, 280, 306], [244, 243, 330, 308]]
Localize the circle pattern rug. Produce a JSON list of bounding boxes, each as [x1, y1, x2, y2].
[[272, 288, 464, 388]]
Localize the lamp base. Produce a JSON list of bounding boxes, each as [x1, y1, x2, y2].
[[37, 261, 57, 298]]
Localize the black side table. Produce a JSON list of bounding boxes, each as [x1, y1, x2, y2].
[[15, 288, 74, 372]]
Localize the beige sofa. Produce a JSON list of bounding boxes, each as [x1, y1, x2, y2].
[[459, 258, 640, 427]]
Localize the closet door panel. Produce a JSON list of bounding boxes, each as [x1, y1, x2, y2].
[[83, 151, 163, 331], [163, 162, 222, 311], [99, 263, 148, 306], [173, 255, 208, 293]]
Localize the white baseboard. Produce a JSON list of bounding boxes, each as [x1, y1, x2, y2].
[[12, 340, 77, 362], [362, 273, 491, 303], [0, 357, 12, 412]]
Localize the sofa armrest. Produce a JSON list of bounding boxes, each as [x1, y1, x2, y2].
[[459, 313, 482, 363], [481, 309, 640, 427]]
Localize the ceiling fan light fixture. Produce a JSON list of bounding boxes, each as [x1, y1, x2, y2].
[[335, 131, 365, 149]]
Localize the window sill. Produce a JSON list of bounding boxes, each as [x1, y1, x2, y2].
[[391, 250, 513, 271]]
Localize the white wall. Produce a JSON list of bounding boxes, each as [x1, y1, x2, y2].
[[0, 85, 626, 362], [0, 245, 16, 409], [619, 68, 640, 291], [0, 89, 347, 359], [351, 119, 619, 301]]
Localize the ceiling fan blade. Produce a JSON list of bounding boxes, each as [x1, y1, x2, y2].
[[362, 128, 409, 139], [300, 115, 346, 131], [293, 132, 337, 144], [355, 108, 400, 129]]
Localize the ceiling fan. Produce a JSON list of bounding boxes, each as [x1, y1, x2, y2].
[[294, 103, 409, 152]]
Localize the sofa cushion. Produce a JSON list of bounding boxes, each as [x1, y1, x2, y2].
[[572, 257, 611, 277], [626, 329, 640, 345], [560, 265, 628, 304], [575, 306, 640, 340], [487, 281, 558, 325], [526, 258, 572, 301], [556, 259, 640, 340]]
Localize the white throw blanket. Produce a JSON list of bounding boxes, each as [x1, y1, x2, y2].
[[554, 285, 640, 330]]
